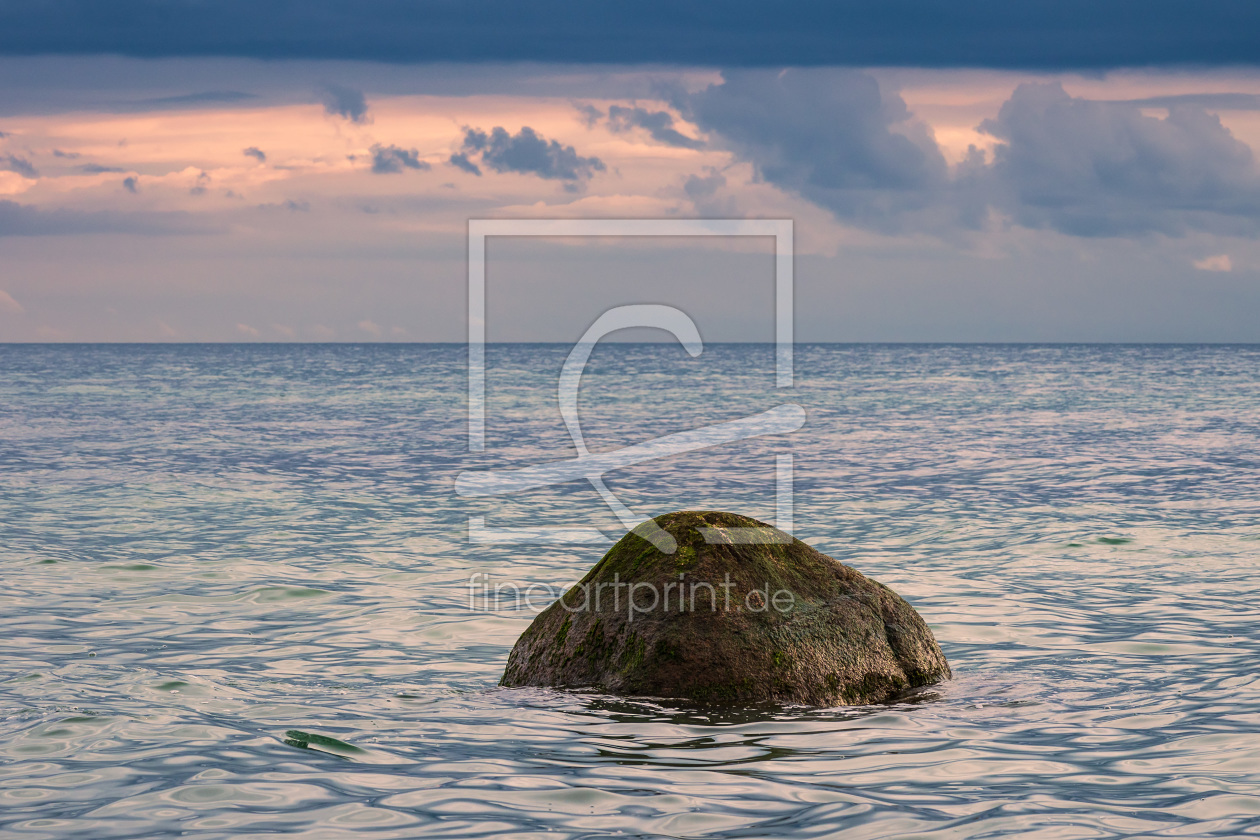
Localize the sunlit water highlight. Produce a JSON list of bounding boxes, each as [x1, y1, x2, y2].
[[2, 343, 1259, 839]]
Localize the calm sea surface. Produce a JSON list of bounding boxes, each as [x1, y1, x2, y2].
[[2, 343, 1259, 839]]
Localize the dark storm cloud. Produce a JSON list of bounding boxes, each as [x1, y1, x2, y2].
[[0, 1, 1256, 67], [243, 146, 266, 162], [319, 82, 369, 123], [456, 126, 604, 181], [606, 105, 703, 149], [122, 176, 138, 193], [979, 82, 1260, 236], [0, 199, 212, 236], [370, 144, 429, 174], [1, 154, 38, 178], [76, 163, 127, 173]]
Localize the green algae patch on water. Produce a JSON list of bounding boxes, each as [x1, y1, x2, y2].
[[240, 586, 330, 604], [500, 511, 951, 707]]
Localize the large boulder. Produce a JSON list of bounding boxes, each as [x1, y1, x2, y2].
[[500, 511, 951, 705]]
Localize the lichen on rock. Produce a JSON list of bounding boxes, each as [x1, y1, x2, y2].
[[500, 510, 951, 705]]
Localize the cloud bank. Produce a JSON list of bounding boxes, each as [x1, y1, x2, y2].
[[686, 69, 948, 230], [0, 1, 1256, 67], [2, 61, 1260, 342], [980, 82, 1260, 236], [685, 70, 1260, 237]]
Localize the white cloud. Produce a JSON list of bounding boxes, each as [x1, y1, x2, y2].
[[236, 322, 260, 336], [358, 319, 382, 337], [1193, 254, 1233, 271]]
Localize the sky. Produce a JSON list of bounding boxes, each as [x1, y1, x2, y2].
[[2, 3, 1260, 342]]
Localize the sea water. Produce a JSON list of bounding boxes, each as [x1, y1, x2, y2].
[[2, 343, 1259, 839]]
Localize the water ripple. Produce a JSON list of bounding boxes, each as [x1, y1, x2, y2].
[[1, 344, 1259, 838]]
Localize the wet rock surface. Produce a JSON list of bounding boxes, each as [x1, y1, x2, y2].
[[500, 511, 951, 705]]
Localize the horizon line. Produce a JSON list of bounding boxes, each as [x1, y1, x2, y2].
[[3, 341, 1260, 348]]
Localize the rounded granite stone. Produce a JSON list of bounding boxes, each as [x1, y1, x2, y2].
[[500, 511, 951, 705]]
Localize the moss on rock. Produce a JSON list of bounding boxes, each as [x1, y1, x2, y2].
[[500, 511, 951, 706]]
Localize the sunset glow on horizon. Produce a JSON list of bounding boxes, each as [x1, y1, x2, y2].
[[4, 59, 1260, 342]]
